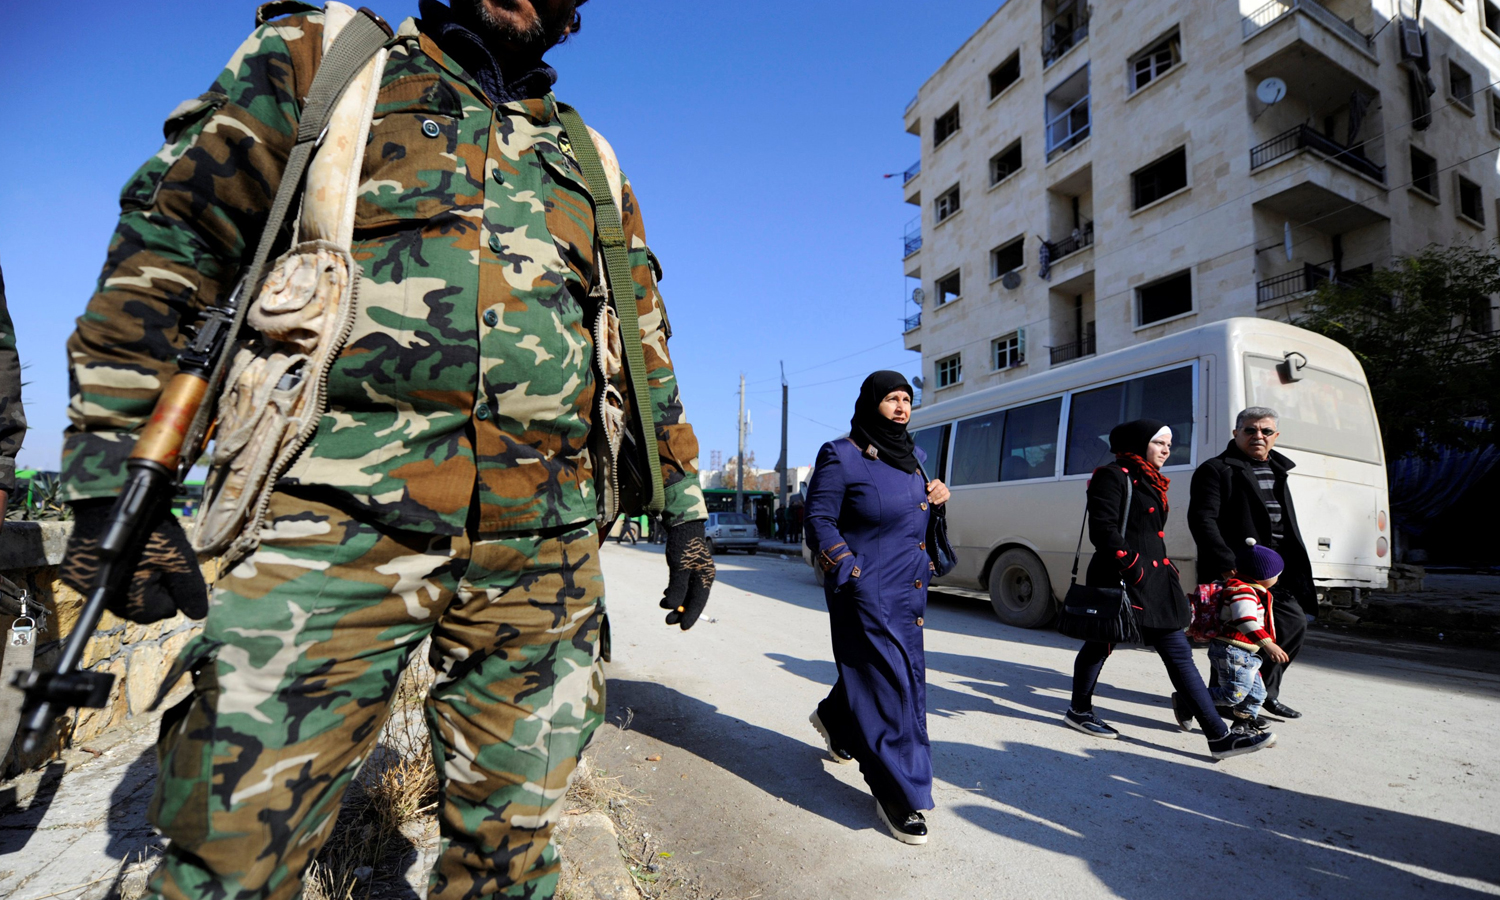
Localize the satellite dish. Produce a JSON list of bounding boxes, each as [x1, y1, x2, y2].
[[1001, 271, 1022, 290], [1256, 77, 1287, 105], [912, 287, 926, 305], [912, 376, 924, 389]]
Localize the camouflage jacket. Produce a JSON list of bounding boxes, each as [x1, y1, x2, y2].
[[0, 265, 24, 497], [63, 4, 706, 535]]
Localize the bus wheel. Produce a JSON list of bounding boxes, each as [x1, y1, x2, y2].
[[988, 549, 1055, 629]]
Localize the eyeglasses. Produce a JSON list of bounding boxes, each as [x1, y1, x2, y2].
[[1240, 427, 1277, 437]]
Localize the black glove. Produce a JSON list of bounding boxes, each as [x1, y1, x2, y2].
[[660, 520, 715, 630], [62, 499, 209, 624]]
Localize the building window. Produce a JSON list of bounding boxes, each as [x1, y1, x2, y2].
[[936, 270, 961, 305], [934, 104, 961, 145], [1485, 0, 1500, 34], [1045, 64, 1091, 158], [935, 184, 961, 222], [1129, 29, 1181, 93], [936, 354, 963, 388], [990, 237, 1025, 278], [1490, 91, 1500, 133], [1411, 146, 1439, 199], [1470, 295, 1496, 333], [990, 139, 1023, 185], [1137, 270, 1193, 325], [989, 52, 1021, 98], [1132, 146, 1188, 209], [1457, 175, 1485, 224], [1450, 61, 1475, 111], [992, 330, 1025, 369]]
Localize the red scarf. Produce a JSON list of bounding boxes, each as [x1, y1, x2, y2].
[[1116, 453, 1170, 510]]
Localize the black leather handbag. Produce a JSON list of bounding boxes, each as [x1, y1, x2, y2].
[[1056, 478, 1141, 644], [917, 460, 957, 577]]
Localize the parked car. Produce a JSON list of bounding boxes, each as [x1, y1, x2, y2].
[[705, 511, 759, 554]]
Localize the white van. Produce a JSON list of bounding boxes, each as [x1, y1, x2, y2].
[[884, 317, 1389, 627]]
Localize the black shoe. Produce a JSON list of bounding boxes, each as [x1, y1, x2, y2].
[[1264, 699, 1302, 719], [1064, 708, 1120, 740], [874, 798, 928, 845], [1170, 692, 1194, 732], [1215, 706, 1270, 732], [1208, 728, 1276, 759], [809, 711, 854, 764], [1230, 716, 1270, 734]]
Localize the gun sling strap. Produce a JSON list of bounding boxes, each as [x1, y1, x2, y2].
[[557, 104, 667, 513]]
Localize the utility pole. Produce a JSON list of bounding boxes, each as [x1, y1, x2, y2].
[[736, 373, 746, 514], [777, 361, 788, 525]]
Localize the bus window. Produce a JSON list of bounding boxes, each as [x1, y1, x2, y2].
[[1000, 398, 1062, 481], [1064, 366, 1194, 474], [912, 423, 951, 480], [1245, 357, 1380, 464], [951, 411, 1005, 485]]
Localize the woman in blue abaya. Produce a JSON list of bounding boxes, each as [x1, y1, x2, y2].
[[804, 371, 950, 845]]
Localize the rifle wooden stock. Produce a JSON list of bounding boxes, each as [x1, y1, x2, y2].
[[128, 372, 209, 469]]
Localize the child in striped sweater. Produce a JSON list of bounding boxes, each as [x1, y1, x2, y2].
[[1209, 539, 1292, 730]]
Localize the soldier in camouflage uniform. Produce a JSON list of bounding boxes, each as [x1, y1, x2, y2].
[[0, 265, 23, 526], [59, 2, 716, 898]]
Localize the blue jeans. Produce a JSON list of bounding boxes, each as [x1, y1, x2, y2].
[[1208, 642, 1266, 717]]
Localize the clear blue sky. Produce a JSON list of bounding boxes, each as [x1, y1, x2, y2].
[[0, 0, 1004, 476]]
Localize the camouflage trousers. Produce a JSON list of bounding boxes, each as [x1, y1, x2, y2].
[[146, 490, 606, 900]]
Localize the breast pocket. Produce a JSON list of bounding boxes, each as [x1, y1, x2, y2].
[[355, 109, 479, 228], [536, 150, 599, 292]]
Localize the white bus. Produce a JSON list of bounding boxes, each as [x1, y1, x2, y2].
[[904, 317, 1390, 627]]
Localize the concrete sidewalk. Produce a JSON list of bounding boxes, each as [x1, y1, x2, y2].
[[1360, 573, 1500, 636]]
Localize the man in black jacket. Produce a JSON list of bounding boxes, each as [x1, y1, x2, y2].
[[1188, 407, 1313, 719]]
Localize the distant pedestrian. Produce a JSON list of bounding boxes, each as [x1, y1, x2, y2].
[[1188, 407, 1312, 721], [756, 503, 772, 540], [805, 371, 949, 844], [1209, 539, 1291, 730], [1064, 419, 1275, 760], [791, 500, 804, 544]]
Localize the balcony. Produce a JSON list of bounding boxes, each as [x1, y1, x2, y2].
[[902, 159, 920, 185], [1043, 8, 1090, 67], [1256, 259, 1373, 304], [1044, 220, 1094, 260], [904, 312, 922, 332], [1250, 124, 1384, 183], [1048, 332, 1096, 365], [1243, 0, 1372, 56], [903, 217, 922, 257]]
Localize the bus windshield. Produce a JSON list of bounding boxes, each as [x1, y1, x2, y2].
[[1244, 356, 1381, 464]]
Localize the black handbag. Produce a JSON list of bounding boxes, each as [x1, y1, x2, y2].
[[1056, 477, 1141, 644], [918, 461, 957, 576]]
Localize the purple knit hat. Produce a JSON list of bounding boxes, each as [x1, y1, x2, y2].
[[1236, 538, 1284, 582]]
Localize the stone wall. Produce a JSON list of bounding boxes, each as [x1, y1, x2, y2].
[[0, 521, 203, 775]]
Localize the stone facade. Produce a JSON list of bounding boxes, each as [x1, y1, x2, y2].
[[0, 521, 203, 775], [901, 0, 1500, 400]]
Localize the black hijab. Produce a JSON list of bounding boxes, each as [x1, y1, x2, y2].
[[849, 371, 918, 474], [1108, 418, 1170, 457]]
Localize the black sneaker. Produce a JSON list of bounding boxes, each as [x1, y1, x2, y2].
[[874, 797, 928, 845], [1215, 706, 1269, 732], [1170, 692, 1194, 732], [1064, 708, 1120, 740], [1264, 699, 1302, 719], [809, 711, 854, 764], [1208, 728, 1276, 759]]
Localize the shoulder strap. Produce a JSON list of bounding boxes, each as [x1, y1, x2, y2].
[[1070, 469, 1133, 584], [555, 103, 665, 513], [186, 9, 392, 448]]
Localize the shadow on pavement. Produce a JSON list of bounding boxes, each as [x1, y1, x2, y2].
[[605, 679, 875, 833], [941, 739, 1500, 900], [0, 760, 65, 854]]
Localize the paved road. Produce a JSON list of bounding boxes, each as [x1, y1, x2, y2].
[[593, 543, 1500, 900]]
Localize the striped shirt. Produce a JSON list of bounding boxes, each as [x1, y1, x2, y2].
[[1251, 462, 1284, 541], [1216, 579, 1276, 651]]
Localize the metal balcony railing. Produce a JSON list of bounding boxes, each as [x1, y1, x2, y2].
[[903, 216, 922, 257], [903, 159, 921, 185], [1045, 95, 1091, 158], [1043, 9, 1090, 66], [1257, 261, 1344, 304], [1249, 124, 1385, 182], [1242, 0, 1373, 51], [1048, 332, 1096, 365], [1044, 220, 1094, 259], [904, 312, 922, 332]]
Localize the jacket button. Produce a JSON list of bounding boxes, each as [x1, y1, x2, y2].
[[475, 402, 492, 421], [1158, 530, 1165, 538], [488, 233, 504, 254], [421, 119, 441, 138], [919, 542, 926, 550], [912, 580, 922, 589], [916, 616, 925, 627], [1148, 507, 1156, 513], [920, 501, 929, 510], [483, 309, 499, 327], [1152, 560, 1159, 568], [492, 168, 504, 184]]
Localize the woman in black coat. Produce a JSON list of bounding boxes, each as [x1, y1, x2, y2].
[[1064, 419, 1275, 760]]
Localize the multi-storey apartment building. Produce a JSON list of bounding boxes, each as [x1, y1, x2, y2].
[[900, 0, 1500, 400]]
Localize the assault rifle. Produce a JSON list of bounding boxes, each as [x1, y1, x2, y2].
[[12, 297, 238, 754]]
